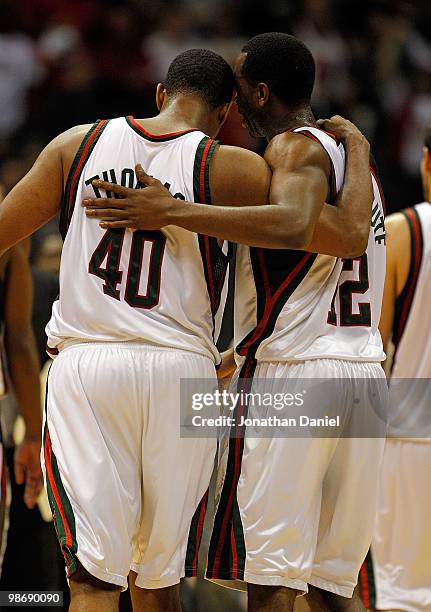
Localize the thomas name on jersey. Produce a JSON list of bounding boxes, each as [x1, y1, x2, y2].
[[85, 167, 186, 201]]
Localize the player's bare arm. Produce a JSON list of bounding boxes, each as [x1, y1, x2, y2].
[[4, 242, 43, 508], [0, 125, 90, 257], [379, 212, 411, 350], [308, 116, 372, 257], [84, 117, 372, 257]]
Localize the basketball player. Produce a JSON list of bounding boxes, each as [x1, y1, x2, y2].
[[0, 47, 372, 611], [0, 237, 43, 568], [85, 34, 388, 612], [359, 128, 431, 612]]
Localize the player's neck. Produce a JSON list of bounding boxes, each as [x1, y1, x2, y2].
[[144, 97, 216, 137], [264, 105, 316, 141]]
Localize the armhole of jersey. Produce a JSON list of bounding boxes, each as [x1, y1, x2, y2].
[[193, 136, 233, 322], [369, 154, 387, 215], [392, 207, 423, 348], [59, 119, 110, 240], [292, 129, 337, 204], [193, 136, 218, 205]]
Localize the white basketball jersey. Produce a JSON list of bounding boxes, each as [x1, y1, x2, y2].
[[388, 203, 431, 438], [234, 126, 386, 366], [46, 117, 231, 363]]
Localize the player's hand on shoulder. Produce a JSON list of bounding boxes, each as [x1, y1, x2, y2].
[[317, 115, 370, 152], [83, 165, 177, 230]]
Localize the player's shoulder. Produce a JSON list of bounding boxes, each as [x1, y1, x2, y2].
[[386, 209, 413, 238], [210, 145, 271, 205], [213, 144, 271, 179], [49, 123, 97, 177], [385, 210, 412, 261], [264, 129, 330, 172], [57, 123, 96, 146], [44, 124, 94, 161]]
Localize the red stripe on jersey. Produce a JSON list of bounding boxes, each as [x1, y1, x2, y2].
[[44, 428, 73, 549], [127, 116, 197, 139], [359, 563, 370, 608], [238, 253, 314, 356], [199, 139, 213, 202], [230, 524, 238, 578]]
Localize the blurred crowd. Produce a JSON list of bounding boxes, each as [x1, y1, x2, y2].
[[2, 0, 431, 217], [1, 0, 431, 608]]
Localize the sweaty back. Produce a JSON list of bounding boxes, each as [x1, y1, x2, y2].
[[46, 117, 230, 363]]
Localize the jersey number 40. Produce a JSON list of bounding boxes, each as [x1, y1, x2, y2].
[[88, 228, 166, 309]]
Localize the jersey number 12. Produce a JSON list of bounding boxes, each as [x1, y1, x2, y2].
[[327, 254, 371, 326]]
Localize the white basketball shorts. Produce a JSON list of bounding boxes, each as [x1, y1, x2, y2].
[[372, 438, 431, 612], [207, 358, 388, 598], [41, 342, 217, 590]]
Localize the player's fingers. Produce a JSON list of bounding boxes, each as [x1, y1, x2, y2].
[[92, 179, 130, 196], [24, 480, 42, 509], [135, 164, 156, 186], [85, 208, 127, 219], [329, 114, 348, 122], [83, 197, 130, 209], [99, 220, 131, 229], [14, 460, 25, 485]]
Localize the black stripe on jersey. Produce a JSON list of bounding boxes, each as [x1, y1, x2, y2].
[[185, 489, 209, 577], [206, 356, 256, 581], [60, 120, 109, 240], [369, 153, 387, 215], [392, 207, 424, 358], [193, 137, 233, 317], [236, 249, 317, 359]]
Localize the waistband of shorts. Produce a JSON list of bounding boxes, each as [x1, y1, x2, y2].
[[52, 338, 215, 360], [255, 357, 384, 367]]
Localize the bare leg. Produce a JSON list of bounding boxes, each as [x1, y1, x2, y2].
[[306, 585, 366, 612], [129, 571, 181, 612], [69, 562, 120, 612], [248, 584, 297, 612]]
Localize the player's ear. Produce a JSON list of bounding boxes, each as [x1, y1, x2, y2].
[[423, 146, 431, 171], [218, 101, 233, 127], [257, 83, 270, 107], [156, 84, 167, 111]]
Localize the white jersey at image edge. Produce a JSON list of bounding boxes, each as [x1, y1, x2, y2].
[[46, 117, 229, 363], [388, 202, 431, 438]]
